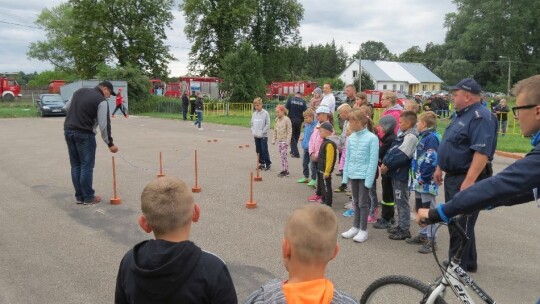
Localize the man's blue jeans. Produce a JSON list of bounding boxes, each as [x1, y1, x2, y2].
[[65, 130, 97, 202], [195, 110, 203, 128]]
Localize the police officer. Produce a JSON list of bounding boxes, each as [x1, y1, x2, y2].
[[189, 91, 197, 120], [285, 92, 307, 158], [434, 78, 498, 272], [418, 74, 540, 224]]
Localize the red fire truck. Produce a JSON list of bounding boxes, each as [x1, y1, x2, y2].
[[49, 80, 66, 94], [164, 77, 222, 99], [365, 90, 408, 108], [265, 81, 318, 100], [0, 74, 22, 101]]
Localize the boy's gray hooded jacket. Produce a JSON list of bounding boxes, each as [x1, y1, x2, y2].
[[244, 279, 358, 304], [251, 109, 271, 138]]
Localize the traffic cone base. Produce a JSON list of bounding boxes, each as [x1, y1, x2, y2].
[[110, 198, 122, 205], [246, 200, 257, 209]]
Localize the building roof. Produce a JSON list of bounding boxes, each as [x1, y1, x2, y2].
[[349, 60, 443, 84]]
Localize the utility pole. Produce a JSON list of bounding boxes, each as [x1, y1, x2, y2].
[[499, 56, 511, 96], [358, 45, 362, 91]]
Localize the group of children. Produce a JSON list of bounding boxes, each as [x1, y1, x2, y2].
[[250, 94, 442, 253]]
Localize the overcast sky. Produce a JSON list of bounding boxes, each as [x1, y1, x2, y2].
[[0, 0, 456, 76]]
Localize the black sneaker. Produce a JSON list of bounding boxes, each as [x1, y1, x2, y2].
[[419, 241, 436, 254], [406, 235, 428, 245], [387, 225, 400, 234], [282, 171, 289, 177], [388, 228, 411, 240], [264, 164, 271, 171], [277, 171, 286, 177], [373, 218, 393, 229]]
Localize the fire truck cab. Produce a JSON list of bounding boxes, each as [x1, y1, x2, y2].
[[0, 75, 22, 101]]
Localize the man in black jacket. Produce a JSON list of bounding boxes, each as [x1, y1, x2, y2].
[[64, 81, 119, 205], [181, 91, 189, 120], [286, 92, 307, 158], [115, 177, 237, 304], [417, 75, 540, 253]]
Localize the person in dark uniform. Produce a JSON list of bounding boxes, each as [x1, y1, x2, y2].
[[434, 78, 498, 272], [417, 74, 540, 224], [285, 92, 307, 158], [189, 91, 197, 120], [181, 91, 189, 121]]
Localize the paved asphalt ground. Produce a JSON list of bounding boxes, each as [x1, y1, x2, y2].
[[0, 116, 538, 304]]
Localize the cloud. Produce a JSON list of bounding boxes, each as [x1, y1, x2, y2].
[[0, 0, 455, 76]]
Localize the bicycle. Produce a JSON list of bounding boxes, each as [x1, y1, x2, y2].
[[360, 217, 497, 304]]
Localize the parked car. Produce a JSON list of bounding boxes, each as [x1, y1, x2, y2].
[[333, 91, 347, 110], [38, 94, 67, 117], [413, 91, 432, 99], [431, 90, 449, 97]]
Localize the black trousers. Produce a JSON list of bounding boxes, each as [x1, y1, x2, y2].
[[112, 105, 126, 116], [380, 174, 395, 221], [317, 171, 332, 207], [190, 102, 196, 119], [182, 103, 188, 120], [290, 118, 302, 157], [445, 166, 492, 270]]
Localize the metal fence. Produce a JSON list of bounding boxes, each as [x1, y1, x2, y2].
[[169, 102, 520, 135]]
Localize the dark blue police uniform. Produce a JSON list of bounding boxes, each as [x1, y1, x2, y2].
[[286, 96, 307, 158], [438, 102, 498, 271]]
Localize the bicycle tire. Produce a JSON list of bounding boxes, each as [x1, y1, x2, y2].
[[360, 275, 446, 304]]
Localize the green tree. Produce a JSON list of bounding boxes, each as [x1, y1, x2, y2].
[[97, 65, 151, 103], [304, 41, 348, 78], [220, 43, 266, 102], [181, 0, 256, 77], [353, 72, 375, 91], [397, 46, 423, 63], [444, 0, 540, 89], [28, 1, 175, 78], [356, 41, 395, 61], [433, 59, 474, 86], [27, 3, 87, 74], [250, 0, 304, 81], [27, 70, 79, 86]]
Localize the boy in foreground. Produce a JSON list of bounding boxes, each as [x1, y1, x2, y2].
[[245, 204, 358, 303], [115, 177, 237, 304]]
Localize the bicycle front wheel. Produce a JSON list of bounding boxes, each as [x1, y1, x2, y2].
[[360, 275, 446, 304]]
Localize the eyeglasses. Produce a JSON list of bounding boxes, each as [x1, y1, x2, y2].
[[511, 104, 537, 116]]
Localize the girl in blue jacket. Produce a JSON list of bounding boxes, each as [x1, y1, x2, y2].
[[340, 109, 379, 243]]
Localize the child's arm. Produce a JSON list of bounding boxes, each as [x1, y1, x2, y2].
[[342, 138, 351, 184], [419, 149, 438, 183], [286, 118, 292, 144], [272, 120, 277, 145], [365, 136, 380, 188], [324, 143, 336, 177], [263, 111, 270, 136], [385, 134, 418, 170]]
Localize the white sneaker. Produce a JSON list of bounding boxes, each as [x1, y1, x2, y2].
[[353, 230, 368, 243], [344, 201, 353, 209], [198, 128, 204, 131], [341, 227, 360, 239]]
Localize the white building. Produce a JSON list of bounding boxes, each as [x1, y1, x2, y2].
[[339, 60, 443, 95]]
